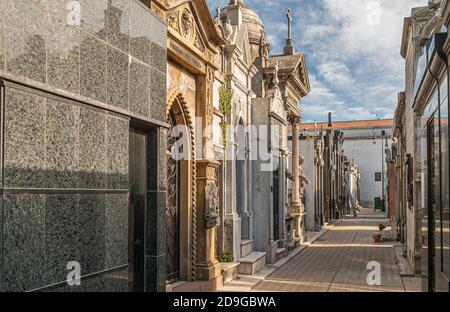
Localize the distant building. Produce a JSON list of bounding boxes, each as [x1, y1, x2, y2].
[[302, 119, 393, 209]]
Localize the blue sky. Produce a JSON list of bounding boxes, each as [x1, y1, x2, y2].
[[207, 0, 428, 122]]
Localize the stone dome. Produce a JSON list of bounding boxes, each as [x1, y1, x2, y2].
[[221, 0, 265, 61], [239, 1, 265, 45]]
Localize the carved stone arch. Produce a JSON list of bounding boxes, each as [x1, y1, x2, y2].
[[166, 88, 197, 281]]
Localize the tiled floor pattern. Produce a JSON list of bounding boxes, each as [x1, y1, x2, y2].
[[253, 208, 420, 292]]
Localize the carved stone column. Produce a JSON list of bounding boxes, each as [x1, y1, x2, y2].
[[298, 156, 307, 242], [289, 117, 306, 243], [195, 159, 222, 284], [291, 121, 300, 210]]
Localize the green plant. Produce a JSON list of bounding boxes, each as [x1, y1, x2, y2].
[[219, 78, 233, 115], [218, 77, 233, 146], [219, 251, 234, 263], [219, 120, 230, 146]]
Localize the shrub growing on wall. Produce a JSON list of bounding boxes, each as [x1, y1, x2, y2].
[[219, 77, 233, 146]]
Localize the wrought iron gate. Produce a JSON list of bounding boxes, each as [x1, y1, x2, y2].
[[166, 116, 181, 282]]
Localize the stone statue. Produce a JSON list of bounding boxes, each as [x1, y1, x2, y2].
[[287, 8, 292, 40], [273, 61, 280, 88], [214, 6, 221, 25], [428, 0, 442, 9], [259, 30, 270, 59], [224, 19, 233, 40]]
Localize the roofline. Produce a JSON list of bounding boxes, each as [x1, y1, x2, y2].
[[296, 119, 393, 130], [301, 118, 393, 125], [401, 17, 412, 59]]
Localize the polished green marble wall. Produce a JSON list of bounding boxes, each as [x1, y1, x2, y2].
[[0, 0, 167, 292], [0, 0, 167, 122]]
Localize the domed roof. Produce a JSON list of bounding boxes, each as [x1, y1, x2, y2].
[[222, 0, 265, 44], [239, 1, 264, 44]]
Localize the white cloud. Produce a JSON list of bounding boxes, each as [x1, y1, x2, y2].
[[206, 0, 430, 122], [297, 0, 429, 121], [318, 62, 353, 85]]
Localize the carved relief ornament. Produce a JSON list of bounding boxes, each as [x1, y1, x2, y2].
[[194, 31, 206, 53], [167, 12, 179, 31], [181, 9, 194, 38], [205, 181, 220, 228]]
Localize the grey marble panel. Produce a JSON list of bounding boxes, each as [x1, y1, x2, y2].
[[80, 31, 107, 103], [105, 194, 129, 269], [150, 67, 167, 122], [0, 200, 2, 292], [147, 128, 167, 192], [78, 194, 106, 275], [79, 0, 108, 39], [79, 107, 107, 189], [47, 14, 81, 95], [107, 46, 129, 110], [130, 0, 152, 64], [46, 99, 80, 189], [0, 0, 6, 70], [106, 0, 130, 53], [4, 88, 46, 188], [149, 15, 167, 50], [145, 255, 166, 292], [129, 59, 150, 117], [106, 115, 129, 189], [146, 191, 166, 256], [45, 267, 130, 292], [4, 1, 47, 84], [79, 268, 130, 292], [158, 128, 168, 192], [147, 128, 158, 191], [43, 0, 73, 19], [2, 194, 45, 292], [150, 42, 167, 74], [44, 194, 79, 285]]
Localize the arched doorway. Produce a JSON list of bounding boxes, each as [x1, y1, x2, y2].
[[166, 111, 181, 282], [166, 92, 196, 283]]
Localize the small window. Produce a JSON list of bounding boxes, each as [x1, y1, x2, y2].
[[375, 172, 381, 181]]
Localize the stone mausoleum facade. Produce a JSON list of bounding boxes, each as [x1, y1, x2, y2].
[[0, 0, 167, 292]]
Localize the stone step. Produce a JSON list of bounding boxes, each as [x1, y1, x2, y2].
[[238, 252, 267, 275], [240, 239, 253, 258], [276, 247, 288, 260], [220, 262, 239, 285]]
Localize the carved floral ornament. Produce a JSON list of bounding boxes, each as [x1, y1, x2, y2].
[[194, 31, 206, 53], [181, 9, 194, 38], [167, 12, 179, 31], [167, 8, 207, 54], [205, 181, 220, 228]]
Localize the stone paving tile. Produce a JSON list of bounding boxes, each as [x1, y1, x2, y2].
[[253, 208, 408, 292]]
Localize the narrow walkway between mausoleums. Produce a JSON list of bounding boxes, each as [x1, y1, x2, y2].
[[251, 208, 420, 292]]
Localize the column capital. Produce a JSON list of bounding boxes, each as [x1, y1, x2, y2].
[[287, 114, 300, 126]]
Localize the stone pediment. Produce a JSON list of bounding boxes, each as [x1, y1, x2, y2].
[[296, 54, 311, 94], [235, 24, 252, 66], [269, 53, 311, 97], [165, 0, 226, 57], [268, 87, 287, 123]]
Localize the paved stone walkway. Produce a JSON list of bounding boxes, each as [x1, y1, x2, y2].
[[253, 208, 421, 292]]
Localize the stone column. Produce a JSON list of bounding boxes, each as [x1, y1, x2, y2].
[[291, 123, 300, 208], [195, 159, 222, 286], [298, 157, 307, 242], [238, 156, 251, 240], [225, 143, 240, 261], [290, 120, 306, 242]]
